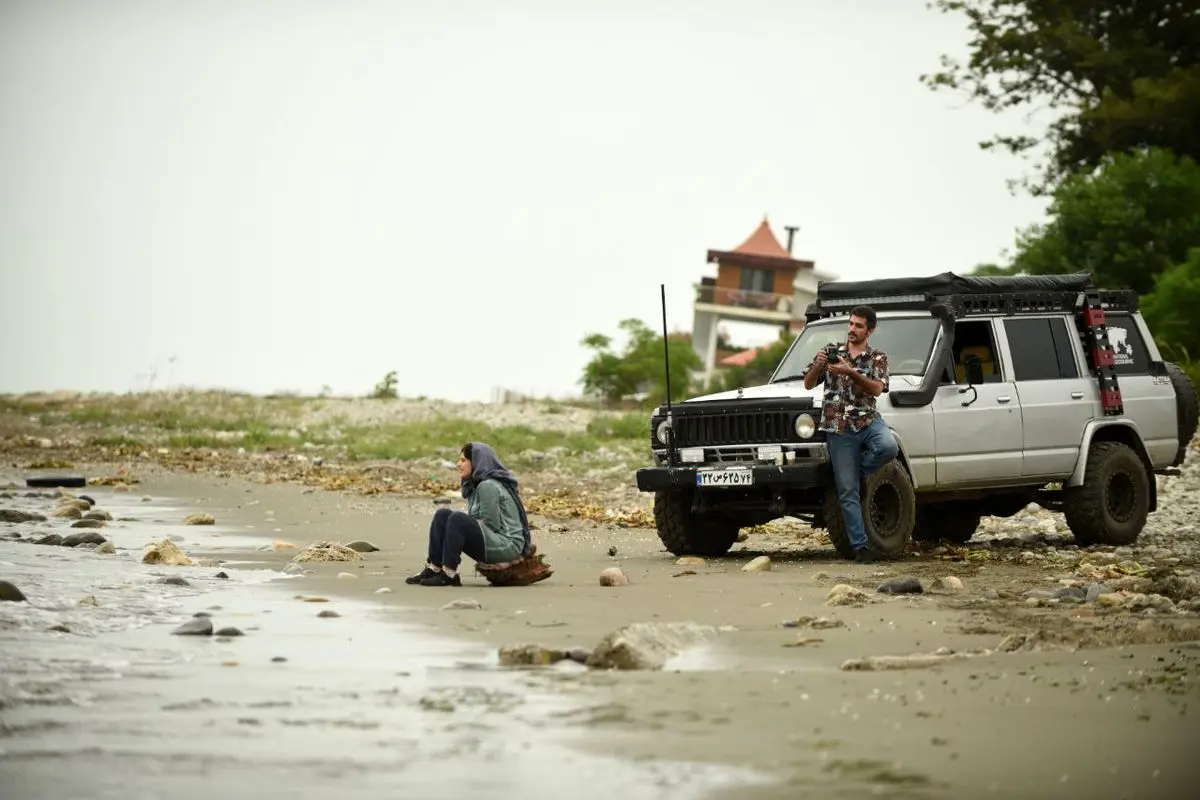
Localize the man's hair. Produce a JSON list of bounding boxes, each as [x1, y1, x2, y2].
[[849, 305, 877, 331]]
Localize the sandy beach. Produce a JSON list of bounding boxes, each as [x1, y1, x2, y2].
[[4, 457, 1198, 800]]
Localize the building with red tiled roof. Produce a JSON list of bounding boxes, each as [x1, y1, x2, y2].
[[692, 217, 835, 381]]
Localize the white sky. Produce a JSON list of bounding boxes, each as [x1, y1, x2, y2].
[[1, 0, 1051, 402]]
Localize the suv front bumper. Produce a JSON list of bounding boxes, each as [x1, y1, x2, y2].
[[635, 461, 829, 492]]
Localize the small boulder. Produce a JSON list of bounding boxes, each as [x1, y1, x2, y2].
[[214, 627, 244, 637], [0, 580, 27, 602], [345, 540, 380, 553], [34, 533, 64, 546], [67, 518, 106, 531], [877, 577, 924, 595], [156, 576, 191, 587], [317, 609, 341, 618], [826, 584, 870, 606], [498, 644, 572, 666], [97, 541, 116, 555], [0, 509, 46, 523], [171, 617, 213, 636], [62, 530, 108, 546], [183, 512, 216, 526], [931, 576, 964, 592], [675, 556, 706, 566], [52, 506, 83, 520], [742, 555, 772, 573], [291, 541, 362, 563], [83, 510, 112, 521], [599, 567, 629, 587], [143, 539, 195, 566], [586, 621, 720, 671]]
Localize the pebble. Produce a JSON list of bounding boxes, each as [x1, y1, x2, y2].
[[742, 555, 772, 573], [877, 577, 924, 595], [599, 567, 629, 587], [171, 617, 213, 636]]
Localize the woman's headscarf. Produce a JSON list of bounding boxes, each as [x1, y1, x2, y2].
[[460, 442, 532, 555]]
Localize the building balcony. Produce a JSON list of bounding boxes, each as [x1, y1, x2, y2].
[[694, 283, 794, 322]]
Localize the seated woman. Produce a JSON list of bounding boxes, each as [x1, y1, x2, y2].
[[406, 442, 551, 587]]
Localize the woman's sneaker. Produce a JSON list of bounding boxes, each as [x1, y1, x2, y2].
[[405, 567, 439, 585], [419, 571, 462, 587]]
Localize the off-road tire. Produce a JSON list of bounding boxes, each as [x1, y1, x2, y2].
[[1165, 361, 1199, 466], [1063, 441, 1150, 547], [913, 505, 981, 544], [824, 460, 916, 559], [653, 490, 741, 557]]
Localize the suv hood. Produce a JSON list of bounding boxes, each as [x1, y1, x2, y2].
[[682, 373, 925, 405], [684, 382, 822, 403]]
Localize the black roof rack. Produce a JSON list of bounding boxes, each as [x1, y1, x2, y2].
[[806, 271, 1138, 321]]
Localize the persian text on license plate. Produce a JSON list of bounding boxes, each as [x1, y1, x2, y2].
[[696, 468, 753, 487]]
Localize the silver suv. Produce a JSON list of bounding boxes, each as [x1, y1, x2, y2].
[[635, 272, 1199, 558]]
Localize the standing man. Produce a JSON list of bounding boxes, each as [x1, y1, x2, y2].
[[803, 305, 899, 563]]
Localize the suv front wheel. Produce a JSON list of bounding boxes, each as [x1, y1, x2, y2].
[[1063, 441, 1150, 546], [653, 490, 741, 557], [824, 460, 916, 559]]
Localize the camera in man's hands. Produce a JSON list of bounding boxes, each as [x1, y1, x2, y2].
[[823, 342, 843, 363]]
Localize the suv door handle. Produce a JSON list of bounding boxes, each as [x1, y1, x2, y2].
[[1071, 391, 1084, 399], [997, 396, 1011, 404]]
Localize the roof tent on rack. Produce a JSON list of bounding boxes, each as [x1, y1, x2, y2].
[[816, 271, 1094, 305]]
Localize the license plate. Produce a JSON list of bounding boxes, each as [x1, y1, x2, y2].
[[696, 468, 753, 487]]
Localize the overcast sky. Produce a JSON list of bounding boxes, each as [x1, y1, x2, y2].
[[1, 0, 1051, 402]]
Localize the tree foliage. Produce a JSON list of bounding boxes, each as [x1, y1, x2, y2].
[[1009, 148, 1200, 293], [922, 0, 1200, 194], [579, 319, 702, 407], [1141, 247, 1200, 365]]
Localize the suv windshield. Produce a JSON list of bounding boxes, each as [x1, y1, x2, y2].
[[772, 316, 941, 382]]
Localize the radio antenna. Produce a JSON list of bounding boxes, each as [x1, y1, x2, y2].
[[659, 284, 678, 466]]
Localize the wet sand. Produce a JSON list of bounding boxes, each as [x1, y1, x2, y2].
[[3, 467, 1200, 799]]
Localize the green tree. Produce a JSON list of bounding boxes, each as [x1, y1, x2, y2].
[[579, 319, 702, 406], [1009, 148, 1200, 294], [1141, 247, 1200, 367], [922, 0, 1200, 194]]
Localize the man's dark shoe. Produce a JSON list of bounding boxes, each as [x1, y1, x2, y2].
[[405, 567, 438, 585], [854, 547, 877, 564], [419, 571, 462, 587]]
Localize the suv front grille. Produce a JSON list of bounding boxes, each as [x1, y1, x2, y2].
[[674, 411, 795, 447]]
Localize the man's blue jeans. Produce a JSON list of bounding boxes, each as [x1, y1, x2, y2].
[[825, 417, 900, 551]]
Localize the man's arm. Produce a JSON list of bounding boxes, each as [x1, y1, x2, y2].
[[830, 351, 888, 397], [802, 354, 826, 390]]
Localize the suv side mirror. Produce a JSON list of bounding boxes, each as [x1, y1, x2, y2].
[[964, 354, 985, 386]]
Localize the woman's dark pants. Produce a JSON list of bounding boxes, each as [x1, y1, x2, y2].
[[429, 507, 486, 571]]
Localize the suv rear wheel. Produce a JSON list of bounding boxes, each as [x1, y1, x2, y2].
[[1063, 441, 1150, 546], [824, 461, 916, 559], [653, 490, 741, 557]]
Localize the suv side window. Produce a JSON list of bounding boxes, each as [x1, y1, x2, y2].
[[1004, 318, 1080, 381], [945, 320, 1002, 384], [1104, 313, 1151, 376]]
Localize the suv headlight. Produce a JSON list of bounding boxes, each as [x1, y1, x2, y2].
[[655, 419, 671, 444], [794, 414, 816, 439]]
